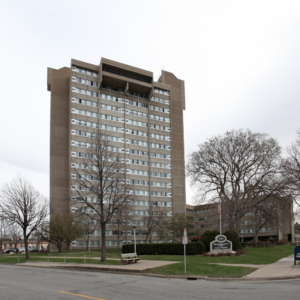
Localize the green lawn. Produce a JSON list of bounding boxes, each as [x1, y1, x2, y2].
[[1, 245, 295, 278], [139, 245, 295, 264], [148, 262, 256, 278], [12, 245, 294, 264], [0, 255, 120, 265]]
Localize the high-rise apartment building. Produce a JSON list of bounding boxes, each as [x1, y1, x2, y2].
[[47, 58, 186, 248]]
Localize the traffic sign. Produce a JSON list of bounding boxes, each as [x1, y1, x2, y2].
[[182, 236, 188, 244]]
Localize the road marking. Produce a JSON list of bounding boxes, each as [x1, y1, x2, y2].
[[59, 291, 106, 300]]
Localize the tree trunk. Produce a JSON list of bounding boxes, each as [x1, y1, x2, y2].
[[100, 224, 106, 262], [24, 234, 30, 260]]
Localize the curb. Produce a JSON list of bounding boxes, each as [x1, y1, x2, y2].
[[14, 263, 300, 282]]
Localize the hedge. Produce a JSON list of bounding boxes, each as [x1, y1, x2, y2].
[[224, 229, 242, 250], [122, 241, 205, 255], [200, 230, 220, 251]]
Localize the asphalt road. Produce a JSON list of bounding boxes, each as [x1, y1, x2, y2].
[[0, 264, 299, 300]]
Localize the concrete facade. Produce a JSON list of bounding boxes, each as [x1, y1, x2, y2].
[[47, 58, 186, 248], [185, 202, 295, 242]]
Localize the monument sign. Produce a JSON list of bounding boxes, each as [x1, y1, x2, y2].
[[210, 235, 232, 252]]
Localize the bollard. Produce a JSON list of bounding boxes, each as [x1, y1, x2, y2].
[[64, 254, 66, 264], [84, 252, 86, 264], [48, 254, 49, 264]]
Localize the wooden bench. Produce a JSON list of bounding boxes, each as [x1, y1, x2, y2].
[[121, 253, 140, 264]]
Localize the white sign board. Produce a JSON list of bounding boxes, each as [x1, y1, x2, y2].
[[183, 228, 187, 237], [182, 236, 188, 244]]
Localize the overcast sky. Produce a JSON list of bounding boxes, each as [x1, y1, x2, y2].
[[0, 0, 300, 204]]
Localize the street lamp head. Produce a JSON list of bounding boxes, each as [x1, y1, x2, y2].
[[132, 225, 137, 230]]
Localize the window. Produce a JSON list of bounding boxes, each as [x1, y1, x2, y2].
[[72, 66, 99, 77], [127, 99, 148, 108], [99, 124, 124, 132], [151, 172, 171, 178], [72, 87, 98, 97], [130, 180, 149, 186], [72, 108, 98, 118], [129, 139, 148, 147], [126, 129, 148, 137], [150, 143, 171, 150], [150, 123, 170, 132], [72, 98, 98, 107], [100, 114, 124, 123], [129, 149, 149, 156], [150, 152, 171, 159], [150, 115, 170, 123], [73, 77, 99, 87], [72, 119, 98, 128], [101, 84, 125, 93], [127, 90, 148, 98], [128, 169, 149, 176], [151, 182, 171, 188], [151, 96, 170, 105], [150, 105, 170, 114], [151, 162, 171, 169], [127, 119, 148, 127], [150, 133, 171, 141], [126, 109, 148, 118], [128, 159, 149, 166], [151, 191, 171, 197], [154, 88, 170, 96], [100, 103, 124, 113]]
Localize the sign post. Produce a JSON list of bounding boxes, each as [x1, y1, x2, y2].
[[17, 238, 21, 263], [294, 246, 300, 266], [182, 228, 188, 274]]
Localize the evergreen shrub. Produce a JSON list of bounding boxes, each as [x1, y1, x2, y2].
[[224, 229, 242, 250], [199, 230, 220, 251], [122, 241, 205, 255]]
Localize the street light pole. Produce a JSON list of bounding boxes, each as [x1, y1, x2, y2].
[[132, 225, 136, 254], [242, 234, 243, 243], [88, 234, 90, 253]]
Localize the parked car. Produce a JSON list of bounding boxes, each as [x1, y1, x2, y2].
[[19, 247, 26, 253], [5, 247, 16, 253], [30, 247, 39, 252]]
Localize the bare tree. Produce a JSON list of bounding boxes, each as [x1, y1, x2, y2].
[[158, 213, 193, 242], [6, 223, 22, 249], [186, 129, 288, 232], [111, 202, 133, 250], [43, 213, 83, 252], [282, 129, 300, 206], [79, 214, 98, 251], [70, 129, 136, 262], [0, 176, 49, 259], [0, 217, 9, 255], [245, 196, 290, 242], [142, 205, 167, 243]]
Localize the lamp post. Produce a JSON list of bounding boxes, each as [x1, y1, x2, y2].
[[242, 233, 243, 243], [88, 234, 90, 252], [132, 225, 137, 254], [296, 230, 299, 246]]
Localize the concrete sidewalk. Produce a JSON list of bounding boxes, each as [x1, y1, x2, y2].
[[243, 255, 300, 279], [16, 254, 300, 281], [17, 259, 177, 273]]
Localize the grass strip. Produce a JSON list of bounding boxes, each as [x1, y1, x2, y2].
[[148, 262, 256, 278], [140, 245, 295, 264], [0, 255, 120, 265]]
